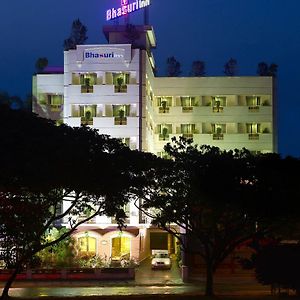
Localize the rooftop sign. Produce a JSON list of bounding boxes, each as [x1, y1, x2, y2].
[[106, 0, 151, 21]]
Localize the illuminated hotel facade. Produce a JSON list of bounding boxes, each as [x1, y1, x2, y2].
[[32, 24, 276, 263]]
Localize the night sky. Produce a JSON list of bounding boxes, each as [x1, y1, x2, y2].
[[0, 0, 300, 156]]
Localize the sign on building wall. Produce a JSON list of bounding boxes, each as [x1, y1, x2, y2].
[[83, 47, 126, 63], [106, 0, 151, 21]]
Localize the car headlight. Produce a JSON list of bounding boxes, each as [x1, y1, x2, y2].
[[165, 260, 170, 265]]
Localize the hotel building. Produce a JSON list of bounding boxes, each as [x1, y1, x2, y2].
[[32, 24, 276, 263]]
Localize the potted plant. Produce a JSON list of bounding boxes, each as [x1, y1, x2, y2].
[[118, 108, 125, 125], [116, 77, 124, 92], [162, 127, 169, 140]]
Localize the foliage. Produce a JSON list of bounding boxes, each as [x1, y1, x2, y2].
[[255, 244, 300, 293], [35, 228, 76, 268], [0, 106, 147, 299], [190, 60, 206, 76], [35, 57, 48, 73], [257, 62, 278, 77], [166, 56, 181, 77], [0, 91, 24, 110], [224, 58, 238, 76], [75, 254, 105, 268], [64, 19, 88, 51], [138, 137, 300, 296]]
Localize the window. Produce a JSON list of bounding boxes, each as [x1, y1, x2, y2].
[[247, 96, 260, 112], [79, 73, 97, 93], [71, 105, 97, 125], [247, 123, 260, 140], [157, 97, 172, 113], [181, 96, 195, 112], [78, 236, 96, 254], [113, 105, 130, 125], [246, 96, 260, 107], [212, 96, 226, 112], [46, 94, 63, 111], [181, 124, 195, 139], [157, 124, 172, 141], [113, 73, 129, 93], [212, 124, 225, 140]]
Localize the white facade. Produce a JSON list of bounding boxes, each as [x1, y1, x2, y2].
[[32, 25, 276, 262]]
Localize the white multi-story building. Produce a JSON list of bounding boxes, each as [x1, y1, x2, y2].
[[32, 25, 276, 262]]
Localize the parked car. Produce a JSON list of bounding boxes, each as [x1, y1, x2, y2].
[[151, 250, 172, 269]]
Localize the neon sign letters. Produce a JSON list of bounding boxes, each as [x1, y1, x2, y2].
[[106, 0, 150, 21]]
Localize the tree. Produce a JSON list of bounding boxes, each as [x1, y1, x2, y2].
[[255, 244, 300, 295], [0, 106, 141, 299], [257, 62, 269, 76], [138, 137, 300, 296], [166, 56, 181, 77], [64, 19, 88, 51], [0, 92, 24, 110], [224, 58, 238, 76], [35, 57, 48, 73], [257, 62, 278, 77], [190, 60, 206, 76]]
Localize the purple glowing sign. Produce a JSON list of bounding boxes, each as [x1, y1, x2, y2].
[[106, 0, 150, 21]]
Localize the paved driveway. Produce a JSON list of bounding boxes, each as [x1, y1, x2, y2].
[[135, 257, 183, 285]]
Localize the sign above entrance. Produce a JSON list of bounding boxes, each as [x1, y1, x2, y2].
[[106, 0, 151, 21]]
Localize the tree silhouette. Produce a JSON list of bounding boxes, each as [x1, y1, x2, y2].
[[35, 57, 48, 73], [224, 58, 238, 76], [257, 62, 278, 77], [64, 19, 88, 51], [190, 60, 206, 76], [166, 56, 181, 77], [138, 137, 300, 296]]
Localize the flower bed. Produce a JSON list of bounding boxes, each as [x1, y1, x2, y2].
[[0, 267, 135, 281]]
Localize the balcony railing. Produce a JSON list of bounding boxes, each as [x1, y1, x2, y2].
[[81, 117, 93, 125], [213, 133, 224, 140], [81, 85, 94, 93], [182, 106, 193, 113], [182, 133, 194, 139], [114, 85, 128, 93], [212, 106, 224, 113], [159, 107, 170, 113], [159, 133, 170, 141], [50, 104, 62, 112], [248, 133, 260, 140], [248, 106, 260, 112], [77, 216, 97, 224], [114, 117, 127, 125]]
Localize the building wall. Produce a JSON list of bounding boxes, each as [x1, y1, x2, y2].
[[32, 34, 276, 263]]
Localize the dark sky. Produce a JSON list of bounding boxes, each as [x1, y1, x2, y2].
[[0, 0, 300, 156]]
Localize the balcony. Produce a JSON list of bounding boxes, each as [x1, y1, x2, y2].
[[213, 133, 224, 140], [81, 85, 94, 93], [182, 133, 194, 139], [77, 216, 97, 224], [114, 85, 128, 93], [212, 106, 224, 113], [114, 117, 127, 125], [159, 107, 170, 113], [81, 117, 93, 126], [248, 106, 260, 112], [248, 133, 260, 140], [50, 104, 62, 112], [159, 133, 170, 141], [182, 106, 193, 113]]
